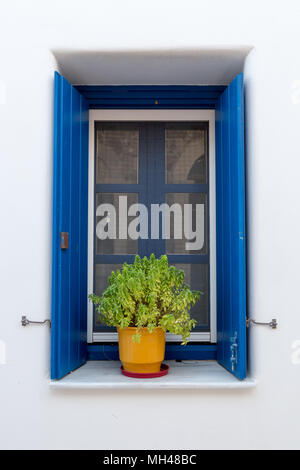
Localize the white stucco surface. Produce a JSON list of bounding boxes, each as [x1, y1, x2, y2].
[[0, 0, 300, 450], [50, 361, 256, 390]]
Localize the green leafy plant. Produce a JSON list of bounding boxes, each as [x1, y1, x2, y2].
[[89, 254, 201, 344]]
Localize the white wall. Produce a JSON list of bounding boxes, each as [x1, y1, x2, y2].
[[0, 0, 300, 450]]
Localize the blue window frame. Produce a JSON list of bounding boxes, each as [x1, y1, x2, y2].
[[51, 73, 246, 380]]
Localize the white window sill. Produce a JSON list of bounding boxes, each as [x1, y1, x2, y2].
[[50, 361, 256, 390]]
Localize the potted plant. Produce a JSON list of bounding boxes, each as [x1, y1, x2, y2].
[[89, 254, 201, 374]]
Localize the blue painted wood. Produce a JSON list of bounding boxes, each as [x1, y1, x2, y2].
[[165, 344, 216, 361], [215, 73, 246, 380], [87, 344, 217, 361], [147, 123, 166, 257], [51, 72, 89, 379], [165, 254, 209, 264], [94, 254, 137, 264], [138, 124, 149, 258], [87, 344, 120, 361], [75, 85, 226, 109], [161, 184, 208, 193], [95, 184, 144, 193]]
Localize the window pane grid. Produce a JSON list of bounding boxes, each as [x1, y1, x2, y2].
[[93, 122, 210, 333], [96, 124, 139, 184], [165, 123, 208, 185]]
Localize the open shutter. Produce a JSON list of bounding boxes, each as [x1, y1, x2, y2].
[[51, 72, 89, 379], [215, 73, 246, 380]]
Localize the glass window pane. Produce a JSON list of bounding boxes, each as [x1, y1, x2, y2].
[[166, 124, 208, 184], [94, 264, 123, 296], [165, 193, 207, 254], [95, 193, 138, 254], [94, 264, 123, 329], [172, 263, 209, 328], [96, 124, 139, 184]]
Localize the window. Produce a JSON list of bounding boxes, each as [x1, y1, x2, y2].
[[51, 73, 246, 381], [89, 118, 216, 344]]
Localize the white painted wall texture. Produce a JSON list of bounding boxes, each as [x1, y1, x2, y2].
[[0, 0, 300, 450]]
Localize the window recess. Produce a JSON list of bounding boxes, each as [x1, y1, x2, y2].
[[51, 73, 246, 380]]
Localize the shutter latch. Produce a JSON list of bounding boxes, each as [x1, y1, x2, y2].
[[21, 315, 51, 328], [246, 318, 278, 329], [61, 232, 69, 249]]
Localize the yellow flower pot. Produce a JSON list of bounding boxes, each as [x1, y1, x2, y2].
[[118, 327, 166, 373]]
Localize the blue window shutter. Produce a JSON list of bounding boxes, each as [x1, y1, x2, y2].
[[51, 72, 89, 379], [215, 73, 246, 380]]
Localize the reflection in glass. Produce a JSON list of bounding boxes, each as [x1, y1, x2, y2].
[[166, 124, 208, 184], [96, 124, 139, 184], [165, 193, 207, 254]]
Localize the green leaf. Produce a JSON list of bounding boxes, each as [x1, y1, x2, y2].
[[89, 254, 202, 344]]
